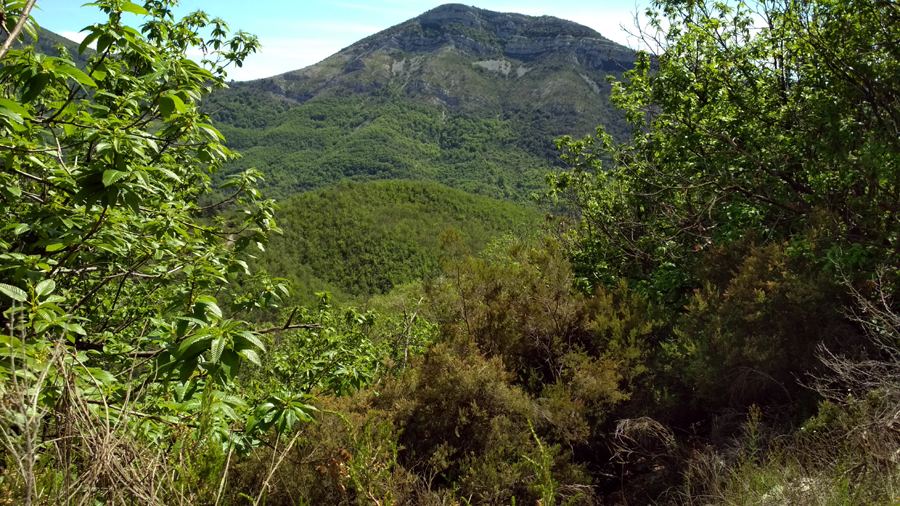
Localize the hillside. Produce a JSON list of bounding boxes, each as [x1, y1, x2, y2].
[[7, 28, 91, 66], [260, 179, 543, 302], [205, 4, 635, 199]]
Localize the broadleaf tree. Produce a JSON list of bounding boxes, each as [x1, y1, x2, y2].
[[0, 0, 290, 500], [551, 0, 898, 300]]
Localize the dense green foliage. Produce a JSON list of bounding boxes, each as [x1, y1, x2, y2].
[[205, 93, 556, 200], [551, 0, 897, 299], [17, 27, 92, 67], [228, 238, 649, 505], [0, 1, 287, 501], [230, 0, 898, 503], [261, 179, 542, 301], [543, 0, 897, 501], [547, 0, 898, 412]]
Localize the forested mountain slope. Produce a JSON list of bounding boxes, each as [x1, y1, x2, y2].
[[205, 4, 635, 199], [260, 179, 543, 302], [4, 27, 91, 66]]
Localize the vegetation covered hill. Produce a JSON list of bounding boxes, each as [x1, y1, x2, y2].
[[260, 179, 543, 302], [22, 28, 92, 67], [3, 27, 91, 66], [209, 94, 555, 199], [204, 4, 635, 198]]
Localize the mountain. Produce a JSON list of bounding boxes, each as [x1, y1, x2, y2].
[[7, 28, 91, 67], [205, 4, 636, 199]]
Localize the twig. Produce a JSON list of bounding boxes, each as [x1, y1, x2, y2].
[[257, 309, 321, 334], [253, 430, 302, 506]]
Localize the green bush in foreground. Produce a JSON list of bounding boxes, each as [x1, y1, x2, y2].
[[0, 1, 285, 502]]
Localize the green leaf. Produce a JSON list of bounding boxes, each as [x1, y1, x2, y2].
[[0, 98, 31, 125], [102, 169, 128, 187], [0, 283, 27, 302], [195, 296, 223, 320], [35, 279, 56, 297], [97, 32, 116, 54], [22, 73, 51, 103], [45, 243, 65, 253], [78, 30, 100, 54], [176, 333, 212, 360], [159, 93, 186, 119], [120, 1, 149, 15], [237, 331, 266, 352], [197, 123, 224, 140], [217, 349, 237, 378], [65, 323, 87, 336], [54, 64, 97, 88], [238, 348, 261, 366], [4, 185, 23, 198], [85, 367, 116, 385], [210, 337, 225, 363]]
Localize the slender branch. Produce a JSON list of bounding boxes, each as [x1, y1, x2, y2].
[[198, 181, 246, 211], [257, 323, 320, 335], [0, 0, 37, 61]]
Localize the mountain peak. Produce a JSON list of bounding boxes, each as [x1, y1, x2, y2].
[[419, 3, 482, 21], [219, 4, 635, 147], [342, 4, 626, 67], [207, 4, 636, 200], [414, 3, 604, 40]]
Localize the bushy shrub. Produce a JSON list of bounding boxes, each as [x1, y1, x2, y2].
[[672, 242, 860, 412]]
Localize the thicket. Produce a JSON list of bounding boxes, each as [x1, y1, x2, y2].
[[546, 0, 898, 501], [230, 0, 899, 502], [0, 0, 299, 502]]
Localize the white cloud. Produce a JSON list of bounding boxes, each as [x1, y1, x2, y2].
[[59, 31, 88, 43]]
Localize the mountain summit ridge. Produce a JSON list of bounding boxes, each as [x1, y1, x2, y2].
[[342, 3, 627, 70]]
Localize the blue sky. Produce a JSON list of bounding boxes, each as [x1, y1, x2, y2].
[[35, 1, 648, 80]]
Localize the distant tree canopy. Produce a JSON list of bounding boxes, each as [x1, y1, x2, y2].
[[260, 179, 542, 303], [204, 93, 558, 201]]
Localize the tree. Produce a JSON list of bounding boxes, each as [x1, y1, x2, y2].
[[546, 2, 897, 498], [551, 0, 898, 299], [0, 0, 286, 501]]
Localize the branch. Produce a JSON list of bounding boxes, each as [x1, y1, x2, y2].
[[198, 181, 246, 211], [257, 308, 321, 334], [0, 0, 37, 61], [257, 323, 321, 335]]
